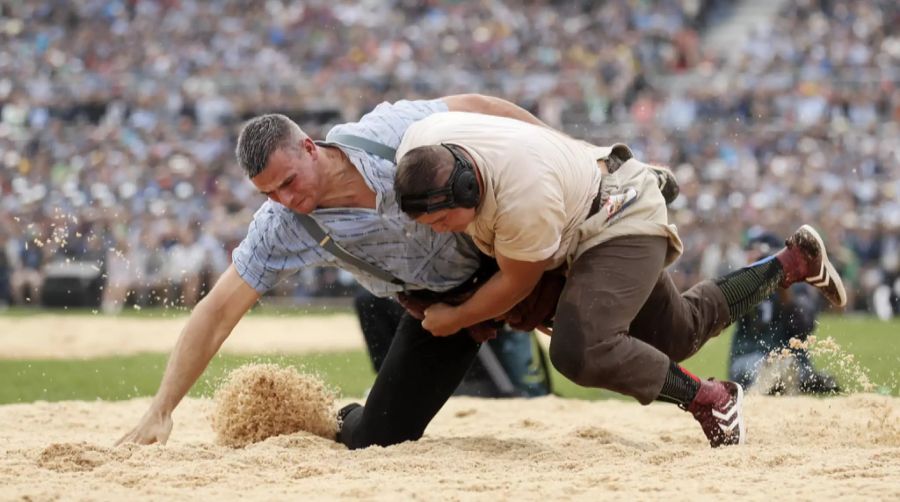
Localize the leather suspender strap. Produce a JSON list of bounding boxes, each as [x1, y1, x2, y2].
[[295, 214, 405, 286], [326, 133, 397, 161], [299, 131, 407, 286], [300, 132, 407, 285]]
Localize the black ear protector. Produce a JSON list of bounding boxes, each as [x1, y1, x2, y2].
[[399, 143, 480, 214]]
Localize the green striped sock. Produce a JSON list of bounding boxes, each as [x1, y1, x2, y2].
[[714, 255, 784, 325]]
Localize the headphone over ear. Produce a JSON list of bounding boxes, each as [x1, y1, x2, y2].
[[399, 143, 481, 214], [443, 143, 480, 209]]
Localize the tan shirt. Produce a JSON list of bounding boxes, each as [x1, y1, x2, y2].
[[397, 112, 613, 268]]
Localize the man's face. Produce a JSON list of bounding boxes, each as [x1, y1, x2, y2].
[[252, 139, 320, 214], [414, 207, 476, 233]]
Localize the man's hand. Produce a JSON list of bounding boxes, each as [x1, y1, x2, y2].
[[504, 266, 567, 332], [114, 265, 259, 447], [422, 302, 466, 336], [451, 254, 550, 329], [397, 290, 500, 341], [115, 406, 173, 446]]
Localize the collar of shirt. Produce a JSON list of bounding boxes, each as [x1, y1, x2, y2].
[[316, 140, 398, 215]]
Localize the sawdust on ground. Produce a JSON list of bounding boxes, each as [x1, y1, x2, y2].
[[1, 394, 898, 501]]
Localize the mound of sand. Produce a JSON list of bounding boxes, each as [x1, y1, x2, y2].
[[211, 364, 337, 447], [1, 394, 898, 500]]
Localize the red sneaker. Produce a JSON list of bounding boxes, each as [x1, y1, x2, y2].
[[776, 225, 847, 307], [686, 379, 746, 448]]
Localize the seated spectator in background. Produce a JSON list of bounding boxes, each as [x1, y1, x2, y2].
[[10, 227, 46, 306], [102, 235, 137, 314], [870, 226, 900, 321], [353, 290, 551, 398], [131, 229, 169, 308], [0, 230, 12, 307], [728, 228, 840, 395], [165, 226, 207, 307]]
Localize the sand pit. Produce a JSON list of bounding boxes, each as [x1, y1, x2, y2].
[[1, 315, 898, 499], [1, 394, 898, 501]]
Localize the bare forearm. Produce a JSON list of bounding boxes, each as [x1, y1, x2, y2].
[[117, 266, 261, 445], [455, 272, 534, 327], [151, 300, 230, 413], [443, 94, 548, 128], [149, 265, 258, 414]]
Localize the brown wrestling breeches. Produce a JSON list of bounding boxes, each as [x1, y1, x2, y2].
[[550, 235, 731, 404]]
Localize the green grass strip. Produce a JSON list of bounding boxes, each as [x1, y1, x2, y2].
[[0, 352, 374, 404], [0, 316, 897, 404]]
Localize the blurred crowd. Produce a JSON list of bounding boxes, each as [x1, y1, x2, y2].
[[0, 0, 897, 317]]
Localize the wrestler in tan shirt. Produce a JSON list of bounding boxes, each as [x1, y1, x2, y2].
[[395, 111, 627, 335]]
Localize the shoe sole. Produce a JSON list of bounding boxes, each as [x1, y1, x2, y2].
[[799, 224, 848, 307]]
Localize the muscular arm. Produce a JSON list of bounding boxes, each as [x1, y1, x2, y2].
[[442, 94, 549, 128], [422, 253, 550, 336], [116, 264, 260, 445]]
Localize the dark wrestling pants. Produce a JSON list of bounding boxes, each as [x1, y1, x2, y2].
[[550, 235, 732, 404], [353, 291, 550, 398], [338, 311, 482, 449]]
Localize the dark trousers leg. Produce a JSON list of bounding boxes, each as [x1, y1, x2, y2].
[[628, 275, 732, 363], [353, 291, 406, 372], [339, 312, 481, 449], [551, 236, 733, 404], [550, 236, 670, 404]]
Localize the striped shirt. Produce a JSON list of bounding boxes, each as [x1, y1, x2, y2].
[[232, 99, 482, 297]]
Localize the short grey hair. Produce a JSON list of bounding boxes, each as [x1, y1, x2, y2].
[[235, 114, 306, 178]]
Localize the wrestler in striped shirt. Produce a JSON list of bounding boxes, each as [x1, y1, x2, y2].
[[233, 99, 482, 297], [117, 94, 550, 449]]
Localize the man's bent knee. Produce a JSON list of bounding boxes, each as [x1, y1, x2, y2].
[[549, 298, 590, 381], [338, 405, 425, 450], [550, 327, 635, 388], [549, 337, 586, 384], [348, 430, 424, 450]]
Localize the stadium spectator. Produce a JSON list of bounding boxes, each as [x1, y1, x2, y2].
[[0, 0, 895, 313], [164, 226, 207, 307], [9, 225, 46, 305], [0, 228, 12, 307], [101, 233, 138, 314]]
